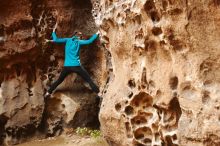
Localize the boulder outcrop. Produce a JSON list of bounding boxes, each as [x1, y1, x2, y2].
[[0, 0, 106, 145], [97, 0, 220, 145]]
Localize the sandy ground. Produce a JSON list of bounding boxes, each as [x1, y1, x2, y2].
[[16, 134, 109, 146]]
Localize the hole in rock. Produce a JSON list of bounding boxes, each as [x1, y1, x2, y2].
[[162, 0, 168, 10], [134, 15, 142, 24], [135, 143, 145, 146], [149, 80, 155, 88], [128, 79, 136, 88], [170, 39, 184, 51], [152, 27, 162, 36], [135, 133, 145, 140], [41, 74, 47, 81], [172, 134, 177, 140], [202, 90, 210, 104], [169, 76, 178, 90], [165, 135, 173, 146], [115, 103, 122, 111], [144, 40, 157, 52], [125, 106, 134, 115], [156, 90, 162, 96], [203, 80, 212, 86], [131, 112, 152, 125], [150, 11, 160, 22], [169, 97, 182, 123], [128, 91, 133, 98], [125, 122, 131, 132], [144, 0, 155, 11], [131, 92, 153, 107], [134, 127, 152, 140], [160, 40, 166, 45], [172, 91, 178, 98], [138, 85, 141, 91], [143, 138, 152, 144], [141, 67, 147, 87]]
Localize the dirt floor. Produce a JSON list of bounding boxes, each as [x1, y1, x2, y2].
[[16, 134, 109, 146]]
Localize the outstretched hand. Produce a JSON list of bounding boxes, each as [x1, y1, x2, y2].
[[45, 39, 53, 43], [96, 30, 101, 35]]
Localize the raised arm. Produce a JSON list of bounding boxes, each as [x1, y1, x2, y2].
[[52, 32, 68, 43], [78, 34, 98, 45]]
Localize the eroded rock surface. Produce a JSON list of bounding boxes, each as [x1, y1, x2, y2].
[[97, 0, 220, 146], [0, 0, 106, 145], [1, 0, 220, 146]]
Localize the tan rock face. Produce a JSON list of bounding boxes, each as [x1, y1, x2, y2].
[[97, 0, 220, 146]]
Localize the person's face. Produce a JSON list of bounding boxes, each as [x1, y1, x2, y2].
[[76, 32, 83, 39]]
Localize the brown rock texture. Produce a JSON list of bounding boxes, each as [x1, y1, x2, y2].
[[0, 0, 106, 145], [1, 0, 220, 146], [97, 0, 220, 146]]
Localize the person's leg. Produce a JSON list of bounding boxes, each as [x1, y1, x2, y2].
[[47, 67, 70, 94], [76, 66, 100, 93]]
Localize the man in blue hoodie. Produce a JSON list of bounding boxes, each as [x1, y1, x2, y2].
[[45, 29, 100, 97]]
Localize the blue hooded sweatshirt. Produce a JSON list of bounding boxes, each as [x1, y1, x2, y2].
[[52, 32, 98, 66]]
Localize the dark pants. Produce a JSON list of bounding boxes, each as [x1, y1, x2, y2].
[[48, 66, 99, 94]]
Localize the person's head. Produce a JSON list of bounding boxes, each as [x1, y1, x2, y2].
[[73, 30, 83, 39]]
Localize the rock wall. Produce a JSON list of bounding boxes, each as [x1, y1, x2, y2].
[[97, 0, 220, 146], [1, 0, 220, 146], [0, 0, 107, 145]]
